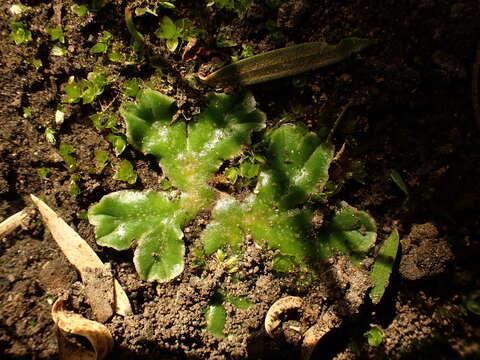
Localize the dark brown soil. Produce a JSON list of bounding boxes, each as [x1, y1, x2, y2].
[[1, 0, 480, 359]]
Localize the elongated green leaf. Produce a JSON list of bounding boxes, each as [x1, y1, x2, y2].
[[88, 191, 186, 281], [200, 37, 375, 86], [205, 304, 227, 338], [316, 202, 377, 262], [125, 7, 145, 51], [369, 228, 399, 304]]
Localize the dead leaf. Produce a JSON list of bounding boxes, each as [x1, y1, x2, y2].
[[30, 194, 132, 318], [0, 209, 28, 239], [199, 38, 375, 86], [52, 296, 114, 360]]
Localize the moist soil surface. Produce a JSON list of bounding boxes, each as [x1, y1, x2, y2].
[[1, 0, 480, 359]]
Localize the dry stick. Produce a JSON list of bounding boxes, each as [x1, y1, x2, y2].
[[0, 209, 28, 238], [30, 195, 132, 318]]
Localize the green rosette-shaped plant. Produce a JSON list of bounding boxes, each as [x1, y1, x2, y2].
[[89, 90, 265, 281], [89, 89, 377, 282]]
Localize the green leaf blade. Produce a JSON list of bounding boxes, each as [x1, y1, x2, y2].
[[89, 191, 187, 281], [134, 225, 185, 281], [369, 228, 400, 304], [89, 191, 181, 248], [205, 304, 227, 338]]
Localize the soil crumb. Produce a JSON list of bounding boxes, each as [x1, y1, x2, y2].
[[399, 223, 454, 281]]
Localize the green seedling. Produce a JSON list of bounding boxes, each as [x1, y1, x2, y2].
[[232, 43, 254, 62], [155, 16, 202, 52], [364, 325, 384, 346], [10, 21, 32, 45], [32, 59, 42, 70], [47, 27, 65, 43], [390, 169, 410, 204], [37, 167, 50, 178], [45, 295, 55, 305], [464, 291, 480, 315], [71, 4, 89, 16], [51, 45, 67, 56], [125, 7, 145, 53], [10, 4, 31, 15], [63, 71, 109, 104], [107, 134, 127, 156], [94, 150, 109, 173], [206, 304, 227, 338], [135, 7, 157, 16], [200, 37, 374, 86], [216, 26, 237, 48], [122, 78, 141, 97], [23, 107, 32, 119], [90, 111, 118, 131], [90, 31, 113, 54], [221, 151, 265, 185], [89, 90, 265, 281], [369, 229, 399, 304], [70, 174, 81, 198], [27, 320, 38, 328], [159, 1, 176, 9], [45, 127, 56, 144], [59, 142, 76, 170], [91, 0, 107, 11], [206, 0, 253, 17], [205, 290, 251, 337], [113, 159, 137, 184]]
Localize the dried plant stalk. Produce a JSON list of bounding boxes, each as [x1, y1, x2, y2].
[[30, 194, 132, 317], [52, 297, 114, 360], [0, 209, 28, 238]]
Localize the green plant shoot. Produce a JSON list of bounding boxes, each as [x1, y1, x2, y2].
[[369, 228, 400, 304], [89, 90, 265, 281]]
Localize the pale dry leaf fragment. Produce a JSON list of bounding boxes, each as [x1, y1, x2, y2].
[[52, 296, 113, 360], [30, 194, 132, 318], [0, 209, 28, 239]]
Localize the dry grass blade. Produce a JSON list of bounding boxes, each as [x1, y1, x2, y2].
[[52, 296, 114, 360], [0, 209, 28, 238], [30, 194, 132, 317], [200, 38, 375, 87]]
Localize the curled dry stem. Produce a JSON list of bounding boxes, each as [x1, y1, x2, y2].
[[265, 296, 342, 360]]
